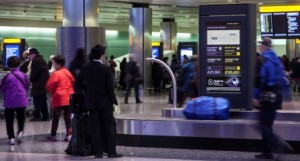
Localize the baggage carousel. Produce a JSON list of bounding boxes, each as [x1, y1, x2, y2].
[[115, 108, 300, 153]]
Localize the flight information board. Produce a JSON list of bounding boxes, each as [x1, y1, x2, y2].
[[206, 22, 241, 93], [260, 12, 300, 38]]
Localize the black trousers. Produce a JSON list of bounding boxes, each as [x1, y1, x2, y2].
[[89, 107, 117, 156], [51, 106, 72, 136], [33, 94, 49, 120], [5, 108, 26, 139], [124, 81, 140, 102]]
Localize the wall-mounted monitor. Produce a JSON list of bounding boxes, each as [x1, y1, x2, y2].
[[5, 44, 20, 66], [260, 5, 300, 38], [177, 42, 198, 65], [152, 46, 159, 58], [180, 47, 193, 64], [2, 38, 26, 67]]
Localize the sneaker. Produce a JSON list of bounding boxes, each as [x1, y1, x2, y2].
[[255, 153, 274, 159], [16, 131, 24, 143], [64, 135, 72, 142], [47, 135, 57, 142], [8, 138, 15, 145]]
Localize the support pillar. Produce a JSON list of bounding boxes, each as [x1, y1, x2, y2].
[[161, 18, 177, 51], [57, 0, 105, 67], [129, 3, 152, 89]]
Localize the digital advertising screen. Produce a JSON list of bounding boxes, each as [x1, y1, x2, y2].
[[5, 44, 20, 67], [206, 22, 241, 93], [152, 46, 159, 58], [180, 47, 193, 64]]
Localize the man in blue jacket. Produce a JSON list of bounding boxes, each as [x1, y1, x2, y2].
[[253, 37, 293, 160]]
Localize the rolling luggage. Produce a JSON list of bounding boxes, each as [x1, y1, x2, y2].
[[65, 113, 93, 156]]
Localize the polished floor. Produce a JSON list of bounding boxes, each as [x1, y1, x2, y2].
[[0, 91, 299, 161]]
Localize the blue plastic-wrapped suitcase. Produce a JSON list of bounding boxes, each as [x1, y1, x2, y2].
[[183, 96, 230, 120]]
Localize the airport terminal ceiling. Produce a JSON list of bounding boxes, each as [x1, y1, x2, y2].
[[0, 0, 299, 29]]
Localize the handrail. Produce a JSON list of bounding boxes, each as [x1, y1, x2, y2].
[[145, 58, 177, 109]]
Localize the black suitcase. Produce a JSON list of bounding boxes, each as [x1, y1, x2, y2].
[[65, 113, 93, 156]]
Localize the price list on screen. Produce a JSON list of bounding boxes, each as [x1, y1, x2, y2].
[[206, 22, 241, 93]]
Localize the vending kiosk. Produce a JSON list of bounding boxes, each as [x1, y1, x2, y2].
[[177, 42, 198, 65], [152, 42, 163, 59], [2, 38, 26, 67]]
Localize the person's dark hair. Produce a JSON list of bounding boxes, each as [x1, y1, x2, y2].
[[7, 56, 20, 68], [172, 54, 176, 59], [75, 48, 85, 60], [53, 55, 65, 66], [163, 57, 169, 62], [110, 55, 115, 60], [121, 57, 127, 63], [90, 44, 106, 60]]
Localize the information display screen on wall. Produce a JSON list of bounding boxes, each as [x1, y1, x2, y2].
[[180, 47, 193, 65], [5, 44, 20, 67], [206, 22, 241, 93], [260, 5, 300, 38], [152, 47, 159, 58]]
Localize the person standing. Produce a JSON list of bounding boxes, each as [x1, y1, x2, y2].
[[77, 44, 122, 158], [46, 55, 74, 142], [124, 54, 142, 104], [0, 56, 30, 145], [19, 50, 30, 73], [152, 58, 163, 94], [27, 48, 50, 121], [69, 48, 86, 92], [108, 55, 117, 87], [119, 57, 127, 92], [253, 37, 293, 160]]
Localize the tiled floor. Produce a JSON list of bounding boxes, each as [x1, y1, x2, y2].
[[0, 92, 299, 161]]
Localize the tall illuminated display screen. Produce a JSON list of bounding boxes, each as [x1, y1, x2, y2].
[[2, 38, 25, 67], [206, 22, 241, 93], [5, 44, 20, 67], [152, 46, 159, 58], [180, 47, 193, 65]]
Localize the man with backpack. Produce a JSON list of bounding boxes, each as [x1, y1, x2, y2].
[[253, 37, 293, 160]]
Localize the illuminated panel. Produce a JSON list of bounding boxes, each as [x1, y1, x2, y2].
[[260, 5, 300, 13], [3, 38, 21, 43]]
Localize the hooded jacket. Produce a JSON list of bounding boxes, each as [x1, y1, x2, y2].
[[260, 49, 282, 89]]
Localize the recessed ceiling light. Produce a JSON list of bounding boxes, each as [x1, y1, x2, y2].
[[258, 2, 263, 5]]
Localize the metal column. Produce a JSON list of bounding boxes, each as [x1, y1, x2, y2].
[[161, 18, 177, 51], [57, 0, 105, 67], [129, 5, 152, 89]]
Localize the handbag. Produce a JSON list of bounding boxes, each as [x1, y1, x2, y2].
[[69, 92, 86, 114], [259, 90, 278, 105]]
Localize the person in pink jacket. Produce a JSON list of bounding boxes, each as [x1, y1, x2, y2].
[[46, 55, 75, 142]]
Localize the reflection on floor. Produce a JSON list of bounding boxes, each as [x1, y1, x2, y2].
[[0, 92, 299, 161]]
